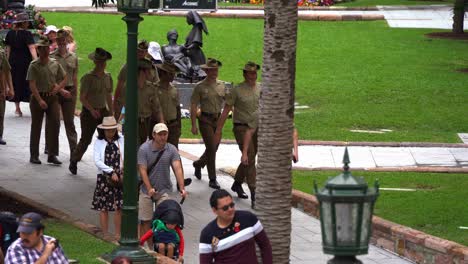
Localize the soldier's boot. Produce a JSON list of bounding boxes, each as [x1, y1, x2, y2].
[[231, 181, 248, 199]]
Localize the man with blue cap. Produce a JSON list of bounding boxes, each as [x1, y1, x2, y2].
[[4, 212, 68, 263]]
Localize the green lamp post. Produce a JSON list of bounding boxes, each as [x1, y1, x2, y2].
[[102, 0, 154, 262], [314, 148, 379, 264]]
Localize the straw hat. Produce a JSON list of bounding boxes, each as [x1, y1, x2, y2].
[[97, 116, 119, 130], [156, 62, 179, 74], [12, 13, 32, 24], [88, 48, 112, 61], [200, 58, 222, 69], [242, 61, 260, 72]]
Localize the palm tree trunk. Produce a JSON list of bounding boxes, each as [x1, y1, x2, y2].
[[256, 0, 298, 263], [452, 0, 466, 34]]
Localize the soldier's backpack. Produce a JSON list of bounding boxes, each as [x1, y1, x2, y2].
[[0, 211, 19, 252]]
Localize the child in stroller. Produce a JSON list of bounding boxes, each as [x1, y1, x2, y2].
[[140, 199, 185, 262]]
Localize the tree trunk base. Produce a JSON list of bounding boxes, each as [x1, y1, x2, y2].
[[425, 32, 468, 40]]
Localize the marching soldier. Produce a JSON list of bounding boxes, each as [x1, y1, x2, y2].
[[69, 47, 113, 175], [215, 61, 261, 208], [50, 29, 78, 155], [27, 36, 67, 165], [155, 62, 181, 148], [190, 58, 225, 189]]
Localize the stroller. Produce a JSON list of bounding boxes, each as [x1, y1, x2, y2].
[[140, 199, 185, 261]]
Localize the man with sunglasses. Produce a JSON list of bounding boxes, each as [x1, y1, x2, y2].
[[199, 189, 272, 264]]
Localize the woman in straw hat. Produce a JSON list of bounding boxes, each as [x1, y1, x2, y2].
[[4, 12, 37, 117], [92, 116, 124, 237]]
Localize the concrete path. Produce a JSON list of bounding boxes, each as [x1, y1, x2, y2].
[[0, 102, 417, 263], [25, 0, 467, 29], [180, 143, 468, 171]]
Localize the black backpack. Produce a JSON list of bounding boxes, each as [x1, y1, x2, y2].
[[0, 211, 19, 252]]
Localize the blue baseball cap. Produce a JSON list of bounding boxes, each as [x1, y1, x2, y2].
[[17, 212, 43, 234]]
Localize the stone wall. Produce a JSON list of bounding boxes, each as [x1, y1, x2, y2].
[[291, 189, 468, 264]]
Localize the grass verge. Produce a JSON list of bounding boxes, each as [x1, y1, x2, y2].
[[44, 219, 115, 263], [293, 170, 468, 246], [44, 13, 468, 142]]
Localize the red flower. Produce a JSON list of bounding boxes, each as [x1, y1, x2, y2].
[[233, 222, 241, 233]]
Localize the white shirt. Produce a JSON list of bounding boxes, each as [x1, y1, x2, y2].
[[93, 135, 125, 174]]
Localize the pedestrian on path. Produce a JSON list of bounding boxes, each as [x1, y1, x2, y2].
[[215, 61, 261, 207], [137, 123, 188, 247], [27, 36, 66, 166], [199, 189, 272, 264], [69, 47, 113, 175], [5, 12, 37, 117], [191, 58, 226, 190], [50, 29, 78, 156], [91, 116, 124, 238], [4, 212, 68, 264], [0, 47, 14, 145]]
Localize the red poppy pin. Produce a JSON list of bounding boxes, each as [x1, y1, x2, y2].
[[233, 222, 240, 232]]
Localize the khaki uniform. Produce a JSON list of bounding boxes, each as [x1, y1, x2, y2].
[[0, 49, 11, 139], [50, 50, 78, 154], [191, 79, 226, 180], [157, 83, 181, 148], [138, 80, 161, 146], [71, 71, 112, 162], [26, 58, 66, 159], [225, 81, 261, 190], [115, 64, 159, 120]]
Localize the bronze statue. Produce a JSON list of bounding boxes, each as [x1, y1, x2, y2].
[[184, 11, 208, 66], [162, 29, 185, 62]]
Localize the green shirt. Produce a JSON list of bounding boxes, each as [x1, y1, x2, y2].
[[26, 58, 66, 93], [191, 79, 226, 114], [80, 71, 113, 109], [139, 80, 160, 118], [50, 50, 78, 87], [226, 81, 261, 126], [152, 219, 180, 243], [118, 64, 159, 106], [157, 83, 179, 121]]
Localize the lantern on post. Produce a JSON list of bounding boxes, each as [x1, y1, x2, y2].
[[314, 148, 379, 264], [117, 0, 149, 13], [102, 0, 154, 262]]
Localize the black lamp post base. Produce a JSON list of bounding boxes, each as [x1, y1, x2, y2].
[[328, 255, 363, 264], [102, 246, 155, 264]]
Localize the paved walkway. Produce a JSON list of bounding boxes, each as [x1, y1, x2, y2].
[[0, 102, 420, 263], [26, 0, 467, 29]]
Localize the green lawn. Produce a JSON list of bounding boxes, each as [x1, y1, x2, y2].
[[44, 219, 116, 263], [293, 170, 468, 246], [217, 0, 453, 7], [44, 13, 468, 142]]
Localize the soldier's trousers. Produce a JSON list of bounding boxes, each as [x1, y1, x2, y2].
[[167, 120, 181, 149], [138, 116, 152, 147], [233, 124, 257, 190], [193, 116, 219, 181], [71, 107, 108, 162], [0, 99, 4, 138], [30, 94, 60, 158]]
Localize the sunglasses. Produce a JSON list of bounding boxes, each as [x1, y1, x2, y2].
[[218, 202, 235, 212]]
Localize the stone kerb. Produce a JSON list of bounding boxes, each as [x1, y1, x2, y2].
[[291, 189, 468, 264]]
